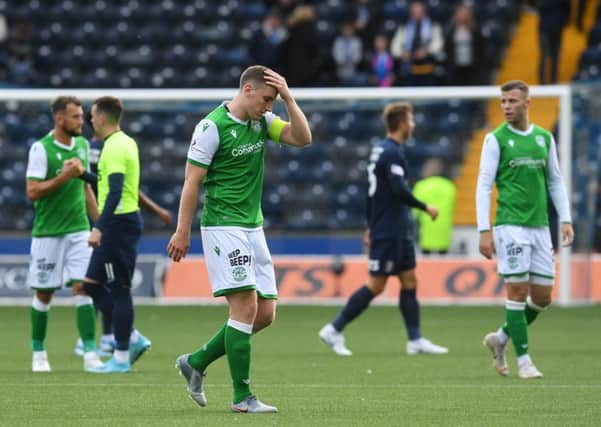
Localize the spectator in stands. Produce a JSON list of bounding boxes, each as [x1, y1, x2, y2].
[[264, 0, 298, 19], [370, 34, 395, 87], [352, 0, 382, 52], [0, 14, 6, 43], [537, 0, 570, 84], [281, 5, 321, 86], [0, 13, 7, 80], [6, 19, 34, 85], [443, 4, 483, 86], [249, 8, 287, 72], [413, 158, 456, 254], [332, 20, 366, 86], [390, 1, 444, 86]]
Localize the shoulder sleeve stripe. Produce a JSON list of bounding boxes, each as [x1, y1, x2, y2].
[[187, 158, 210, 169]]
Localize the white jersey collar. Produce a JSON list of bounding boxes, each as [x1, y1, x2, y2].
[[222, 101, 249, 125], [507, 123, 534, 136], [49, 130, 76, 150]]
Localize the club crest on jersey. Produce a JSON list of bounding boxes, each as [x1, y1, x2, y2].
[[251, 120, 261, 132], [77, 148, 86, 159], [56, 152, 62, 160], [535, 135, 545, 147], [230, 129, 237, 138], [508, 139, 514, 147]]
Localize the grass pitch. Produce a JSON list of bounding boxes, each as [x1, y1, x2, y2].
[[1, 305, 600, 426]]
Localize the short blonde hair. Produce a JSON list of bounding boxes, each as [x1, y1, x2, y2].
[[501, 80, 529, 98], [383, 102, 413, 133]]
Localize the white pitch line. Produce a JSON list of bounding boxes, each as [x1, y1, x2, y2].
[[3, 383, 601, 389]]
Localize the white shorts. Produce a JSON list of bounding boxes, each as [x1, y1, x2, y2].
[[201, 226, 277, 299], [493, 225, 554, 285], [28, 230, 92, 290]]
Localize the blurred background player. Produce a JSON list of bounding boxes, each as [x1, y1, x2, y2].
[[168, 65, 311, 413], [74, 112, 172, 357], [25, 96, 103, 372], [477, 80, 574, 379], [413, 158, 456, 255], [319, 102, 448, 356], [83, 96, 150, 373]]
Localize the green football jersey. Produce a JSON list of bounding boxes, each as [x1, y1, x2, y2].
[[493, 123, 552, 227], [26, 133, 90, 237], [97, 130, 140, 214], [187, 104, 286, 227]]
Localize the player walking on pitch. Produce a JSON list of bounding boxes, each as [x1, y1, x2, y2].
[[168, 65, 311, 413], [477, 80, 574, 379], [319, 102, 448, 357]]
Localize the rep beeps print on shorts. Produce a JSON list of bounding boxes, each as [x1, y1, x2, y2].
[[28, 230, 92, 290], [493, 225, 554, 285], [201, 226, 277, 298]]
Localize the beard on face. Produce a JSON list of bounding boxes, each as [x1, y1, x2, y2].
[[63, 124, 82, 137]]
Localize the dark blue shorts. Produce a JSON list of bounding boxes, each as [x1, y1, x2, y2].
[[368, 238, 416, 276], [86, 212, 142, 288]]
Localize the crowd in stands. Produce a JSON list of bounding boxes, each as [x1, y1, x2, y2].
[[0, 1, 598, 89], [0, 0, 522, 88]]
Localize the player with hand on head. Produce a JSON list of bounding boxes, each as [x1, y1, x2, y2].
[[169, 65, 311, 413], [477, 80, 574, 379], [319, 102, 448, 357]]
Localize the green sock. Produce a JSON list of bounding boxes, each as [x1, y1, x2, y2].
[[225, 323, 252, 404], [76, 302, 97, 352], [31, 306, 48, 352], [501, 298, 544, 335], [505, 300, 528, 357], [525, 297, 543, 325], [188, 323, 227, 372]]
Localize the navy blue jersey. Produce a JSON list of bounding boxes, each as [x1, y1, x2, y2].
[[88, 138, 102, 195], [367, 138, 426, 240]]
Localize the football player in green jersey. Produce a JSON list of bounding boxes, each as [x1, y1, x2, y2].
[[25, 96, 103, 372], [169, 65, 311, 413], [476, 80, 574, 379]]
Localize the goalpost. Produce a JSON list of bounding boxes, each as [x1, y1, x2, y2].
[[0, 85, 575, 304]]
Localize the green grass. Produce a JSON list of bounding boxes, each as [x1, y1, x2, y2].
[[1, 305, 600, 426]]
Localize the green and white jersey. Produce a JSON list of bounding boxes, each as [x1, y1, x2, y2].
[[26, 132, 90, 237], [187, 103, 286, 228], [476, 123, 571, 231]]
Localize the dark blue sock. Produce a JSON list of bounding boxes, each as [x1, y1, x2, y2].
[[84, 281, 113, 334], [111, 286, 134, 351], [332, 286, 375, 332], [399, 289, 421, 340]]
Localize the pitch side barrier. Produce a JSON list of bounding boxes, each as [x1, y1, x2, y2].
[[2, 254, 598, 306]]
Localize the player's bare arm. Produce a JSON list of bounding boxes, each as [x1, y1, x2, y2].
[[139, 190, 172, 227], [479, 230, 495, 259], [561, 223, 574, 247], [84, 184, 99, 222], [264, 69, 312, 148], [88, 227, 102, 248], [425, 205, 439, 220], [26, 159, 82, 201], [167, 163, 207, 262], [363, 229, 371, 248]]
